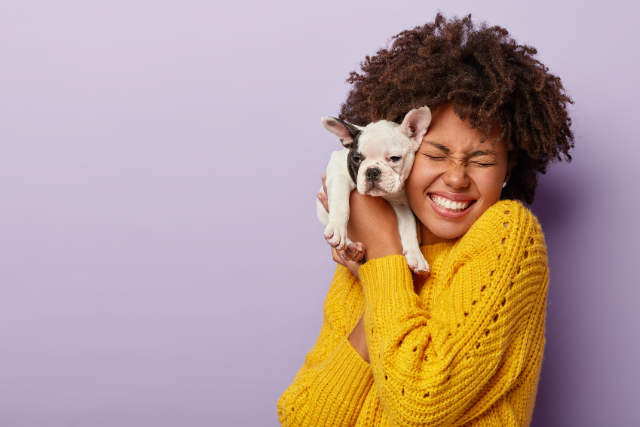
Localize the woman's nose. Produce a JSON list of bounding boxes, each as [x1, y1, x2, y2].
[[441, 161, 470, 189]]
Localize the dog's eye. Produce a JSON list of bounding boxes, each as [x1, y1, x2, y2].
[[352, 156, 361, 163], [389, 156, 402, 162]]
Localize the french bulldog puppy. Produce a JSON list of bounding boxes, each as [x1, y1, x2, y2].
[[317, 106, 431, 273]]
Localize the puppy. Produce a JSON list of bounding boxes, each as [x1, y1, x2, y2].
[[316, 106, 431, 273]]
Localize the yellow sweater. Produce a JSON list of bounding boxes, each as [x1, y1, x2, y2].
[[278, 200, 548, 427]]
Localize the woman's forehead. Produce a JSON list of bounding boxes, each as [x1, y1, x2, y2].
[[424, 104, 505, 153], [422, 128, 506, 154]]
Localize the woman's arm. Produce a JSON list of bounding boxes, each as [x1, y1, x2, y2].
[[277, 265, 374, 427], [279, 185, 405, 425], [319, 187, 405, 363], [342, 192, 404, 364]]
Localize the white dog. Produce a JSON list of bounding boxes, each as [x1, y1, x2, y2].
[[317, 106, 431, 273]]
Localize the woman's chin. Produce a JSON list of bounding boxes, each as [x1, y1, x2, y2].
[[432, 226, 468, 241], [420, 209, 475, 242]]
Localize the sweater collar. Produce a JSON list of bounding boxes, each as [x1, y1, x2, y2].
[[420, 241, 456, 265]]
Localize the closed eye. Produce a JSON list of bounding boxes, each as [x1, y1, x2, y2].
[[424, 154, 446, 161]]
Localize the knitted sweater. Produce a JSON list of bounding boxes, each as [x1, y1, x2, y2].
[[278, 200, 548, 427]]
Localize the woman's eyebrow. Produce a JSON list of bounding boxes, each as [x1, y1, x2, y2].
[[426, 141, 451, 153], [467, 149, 496, 157], [426, 142, 495, 158]]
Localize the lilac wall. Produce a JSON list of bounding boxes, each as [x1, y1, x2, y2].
[[1, 1, 637, 426]]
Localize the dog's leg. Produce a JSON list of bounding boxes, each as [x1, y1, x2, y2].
[[317, 186, 353, 248], [389, 203, 430, 273], [321, 150, 355, 251], [323, 175, 353, 250]]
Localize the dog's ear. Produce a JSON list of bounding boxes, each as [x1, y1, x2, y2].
[[399, 106, 431, 150], [321, 117, 361, 148]]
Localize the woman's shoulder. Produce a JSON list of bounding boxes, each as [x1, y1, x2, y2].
[[455, 199, 546, 259]]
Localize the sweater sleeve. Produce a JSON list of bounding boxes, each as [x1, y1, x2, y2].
[[359, 201, 548, 426], [277, 265, 374, 427]]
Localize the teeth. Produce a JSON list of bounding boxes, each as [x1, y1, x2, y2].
[[431, 195, 470, 212]]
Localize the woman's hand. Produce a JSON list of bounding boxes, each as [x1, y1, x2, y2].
[[331, 244, 366, 279], [342, 191, 404, 260]]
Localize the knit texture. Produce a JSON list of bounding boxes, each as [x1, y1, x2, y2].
[[278, 200, 548, 427]]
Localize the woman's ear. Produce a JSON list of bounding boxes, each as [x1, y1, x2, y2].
[[503, 169, 511, 188]]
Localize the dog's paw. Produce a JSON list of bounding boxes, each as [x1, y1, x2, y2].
[[324, 222, 348, 251], [403, 248, 430, 274]]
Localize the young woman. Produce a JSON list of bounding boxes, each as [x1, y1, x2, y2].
[[278, 14, 573, 427]]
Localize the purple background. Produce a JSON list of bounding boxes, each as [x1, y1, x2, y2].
[[1, 1, 638, 426]]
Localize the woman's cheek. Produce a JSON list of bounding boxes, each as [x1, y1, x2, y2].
[[475, 169, 506, 202], [406, 162, 435, 211]]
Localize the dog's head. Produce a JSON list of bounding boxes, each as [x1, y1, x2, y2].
[[321, 106, 431, 196]]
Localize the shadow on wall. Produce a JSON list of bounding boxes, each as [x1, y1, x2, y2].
[[527, 165, 588, 427], [526, 166, 580, 235]]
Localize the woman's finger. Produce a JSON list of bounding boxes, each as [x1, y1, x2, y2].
[[342, 242, 365, 262], [317, 192, 329, 213], [322, 173, 328, 196], [332, 248, 361, 279], [318, 173, 330, 213], [332, 248, 347, 266]]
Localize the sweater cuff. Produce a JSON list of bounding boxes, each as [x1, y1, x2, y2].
[[359, 255, 416, 305], [306, 337, 373, 421], [359, 255, 419, 330]]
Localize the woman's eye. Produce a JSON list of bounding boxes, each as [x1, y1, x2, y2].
[[472, 162, 495, 167], [425, 154, 445, 161], [389, 156, 402, 162], [352, 156, 361, 163]]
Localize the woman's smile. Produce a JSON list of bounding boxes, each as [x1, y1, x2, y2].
[[428, 191, 476, 215]]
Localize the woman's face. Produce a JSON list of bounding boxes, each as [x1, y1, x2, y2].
[[405, 103, 510, 243]]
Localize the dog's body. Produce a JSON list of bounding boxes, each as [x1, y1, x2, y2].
[[317, 107, 432, 273]]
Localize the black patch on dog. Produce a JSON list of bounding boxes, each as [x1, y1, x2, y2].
[[327, 117, 363, 184], [346, 131, 363, 185]]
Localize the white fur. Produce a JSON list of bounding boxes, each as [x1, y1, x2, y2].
[[317, 106, 432, 273], [316, 148, 355, 251]]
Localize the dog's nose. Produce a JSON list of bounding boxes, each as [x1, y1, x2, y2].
[[366, 167, 382, 182]]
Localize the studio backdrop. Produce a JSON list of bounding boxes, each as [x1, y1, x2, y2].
[[1, 1, 638, 426]]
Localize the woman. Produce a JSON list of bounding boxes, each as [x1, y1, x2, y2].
[[278, 14, 573, 427]]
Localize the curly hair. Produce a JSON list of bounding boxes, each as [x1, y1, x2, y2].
[[339, 14, 574, 204]]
